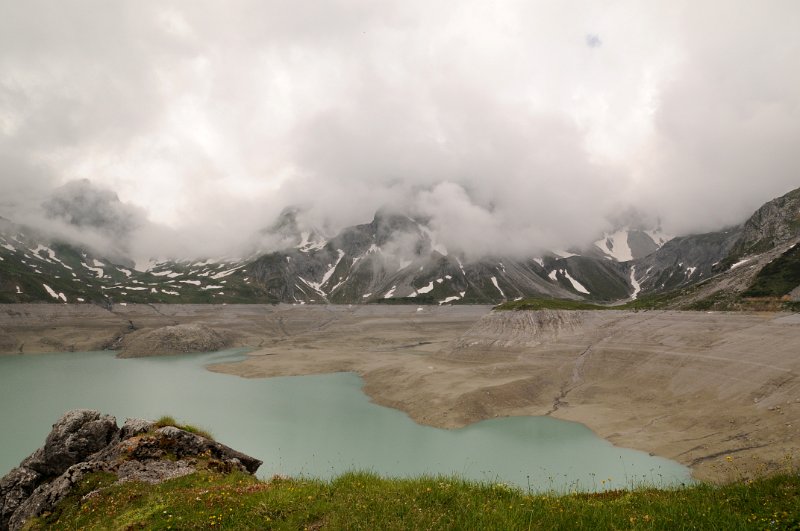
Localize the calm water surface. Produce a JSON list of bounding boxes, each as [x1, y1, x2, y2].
[[0, 349, 692, 491]]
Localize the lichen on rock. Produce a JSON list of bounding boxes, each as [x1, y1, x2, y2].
[[0, 409, 261, 531]]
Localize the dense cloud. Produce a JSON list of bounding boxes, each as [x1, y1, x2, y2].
[[1, 1, 798, 260]]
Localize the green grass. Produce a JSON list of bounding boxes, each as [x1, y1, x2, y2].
[[153, 415, 214, 440], [494, 291, 704, 312], [494, 298, 613, 311], [742, 244, 800, 298], [28, 470, 800, 530], [496, 284, 800, 314]]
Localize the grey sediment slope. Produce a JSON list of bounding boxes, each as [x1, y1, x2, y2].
[[1, 303, 798, 483], [116, 323, 232, 358]]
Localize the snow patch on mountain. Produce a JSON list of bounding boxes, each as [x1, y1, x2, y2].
[[629, 265, 641, 300], [730, 258, 751, 270], [563, 270, 590, 294], [32, 245, 54, 262], [548, 268, 590, 294], [415, 281, 435, 295], [42, 283, 66, 302], [211, 267, 241, 280], [490, 276, 506, 299], [81, 262, 104, 278], [595, 230, 633, 262], [456, 257, 466, 277], [320, 250, 345, 288]]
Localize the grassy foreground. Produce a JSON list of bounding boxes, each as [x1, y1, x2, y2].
[[29, 470, 799, 530]]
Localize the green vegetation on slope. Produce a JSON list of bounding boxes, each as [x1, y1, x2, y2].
[[153, 415, 214, 440], [743, 244, 800, 298], [496, 284, 800, 313], [30, 470, 800, 530], [494, 298, 611, 311]]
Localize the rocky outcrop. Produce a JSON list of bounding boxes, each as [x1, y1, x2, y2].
[[117, 323, 232, 358], [729, 186, 800, 258], [632, 229, 742, 295], [0, 409, 261, 531]]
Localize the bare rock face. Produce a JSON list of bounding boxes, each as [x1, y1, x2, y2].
[[117, 323, 232, 358], [24, 410, 117, 477], [730, 187, 800, 257], [0, 410, 261, 531]]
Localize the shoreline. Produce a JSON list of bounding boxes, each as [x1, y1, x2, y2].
[[2, 303, 799, 483]]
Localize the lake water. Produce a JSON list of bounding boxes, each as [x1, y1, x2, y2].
[[0, 349, 692, 491]]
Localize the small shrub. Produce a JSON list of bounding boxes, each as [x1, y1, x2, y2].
[[154, 415, 214, 440], [28, 470, 800, 530], [494, 298, 610, 311]]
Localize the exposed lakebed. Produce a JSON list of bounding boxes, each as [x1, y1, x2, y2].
[[0, 349, 692, 491]]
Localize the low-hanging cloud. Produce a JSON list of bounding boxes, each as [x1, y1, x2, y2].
[[1, 1, 798, 261]]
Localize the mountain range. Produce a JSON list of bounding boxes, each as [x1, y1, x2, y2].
[[1, 187, 799, 310]]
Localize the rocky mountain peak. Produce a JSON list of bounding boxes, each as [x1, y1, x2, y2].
[[3, 187, 800, 308], [588, 208, 671, 262], [728, 186, 800, 259], [259, 206, 328, 253], [370, 209, 424, 245]]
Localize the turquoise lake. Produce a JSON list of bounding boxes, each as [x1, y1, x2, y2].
[[0, 349, 692, 491]]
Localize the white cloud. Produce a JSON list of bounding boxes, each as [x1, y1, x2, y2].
[[1, 1, 798, 259]]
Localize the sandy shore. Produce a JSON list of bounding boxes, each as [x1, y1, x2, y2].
[[2, 303, 798, 482]]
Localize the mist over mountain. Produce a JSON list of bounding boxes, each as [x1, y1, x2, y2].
[[1, 1, 798, 264], [42, 180, 143, 236], [2, 183, 798, 308]]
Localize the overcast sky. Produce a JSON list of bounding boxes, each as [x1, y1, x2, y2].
[[1, 1, 799, 259]]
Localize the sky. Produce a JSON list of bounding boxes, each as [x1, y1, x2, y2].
[[1, 1, 799, 260]]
